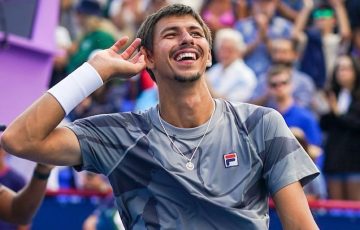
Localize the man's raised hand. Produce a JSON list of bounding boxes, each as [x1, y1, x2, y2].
[[88, 37, 146, 82]]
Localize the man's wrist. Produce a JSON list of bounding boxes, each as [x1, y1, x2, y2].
[[47, 62, 104, 115]]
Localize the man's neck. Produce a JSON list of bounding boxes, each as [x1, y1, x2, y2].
[[157, 79, 215, 128]]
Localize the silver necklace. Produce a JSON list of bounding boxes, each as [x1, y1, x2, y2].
[[157, 102, 215, 170]]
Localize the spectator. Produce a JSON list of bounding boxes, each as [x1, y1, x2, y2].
[[320, 55, 360, 200], [266, 64, 322, 150], [234, 0, 293, 77], [206, 28, 257, 102], [66, 0, 116, 74], [250, 37, 316, 108]]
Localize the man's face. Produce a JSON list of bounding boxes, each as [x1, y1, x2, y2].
[[145, 15, 211, 83], [216, 39, 240, 68], [270, 39, 296, 66], [268, 72, 292, 100]]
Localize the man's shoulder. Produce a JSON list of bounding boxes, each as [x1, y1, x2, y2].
[[225, 101, 276, 126], [71, 110, 153, 132], [227, 101, 274, 114]]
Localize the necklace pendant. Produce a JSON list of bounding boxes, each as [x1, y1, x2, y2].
[[185, 161, 194, 170]]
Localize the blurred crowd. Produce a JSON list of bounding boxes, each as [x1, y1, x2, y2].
[[3, 0, 360, 228]]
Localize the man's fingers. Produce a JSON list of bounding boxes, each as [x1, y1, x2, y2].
[[130, 52, 144, 64], [110, 37, 129, 53], [120, 38, 142, 60]]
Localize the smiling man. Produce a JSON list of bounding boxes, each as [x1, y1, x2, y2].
[[1, 4, 319, 230]]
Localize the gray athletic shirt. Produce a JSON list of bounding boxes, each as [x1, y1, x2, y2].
[[68, 99, 319, 229]]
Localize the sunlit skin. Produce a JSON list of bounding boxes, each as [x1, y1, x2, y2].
[[142, 15, 214, 128], [145, 15, 212, 84]]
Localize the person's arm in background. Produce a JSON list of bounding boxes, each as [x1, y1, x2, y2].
[[243, 13, 269, 57], [329, 0, 351, 42], [0, 164, 52, 224], [273, 182, 319, 230], [277, 1, 299, 22], [291, 0, 313, 40]]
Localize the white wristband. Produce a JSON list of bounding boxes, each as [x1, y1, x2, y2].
[[48, 62, 104, 115]]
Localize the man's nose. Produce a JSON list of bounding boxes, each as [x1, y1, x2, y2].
[[180, 31, 194, 45]]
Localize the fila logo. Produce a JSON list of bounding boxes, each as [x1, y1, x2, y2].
[[223, 153, 238, 168]]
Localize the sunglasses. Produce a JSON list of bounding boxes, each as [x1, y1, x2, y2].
[[269, 80, 289, 88]]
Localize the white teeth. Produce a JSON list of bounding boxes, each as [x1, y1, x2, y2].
[[175, 52, 196, 61]]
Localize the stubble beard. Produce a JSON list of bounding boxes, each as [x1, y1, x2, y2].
[[174, 72, 201, 83]]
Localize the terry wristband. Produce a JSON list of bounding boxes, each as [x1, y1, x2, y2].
[[47, 62, 104, 115]]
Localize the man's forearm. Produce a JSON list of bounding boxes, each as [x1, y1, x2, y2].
[[1, 94, 65, 160]]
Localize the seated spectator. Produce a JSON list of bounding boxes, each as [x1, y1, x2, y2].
[[266, 64, 322, 151], [206, 28, 257, 102], [250, 37, 315, 108], [66, 0, 116, 74], [234, 0, 293, 76]]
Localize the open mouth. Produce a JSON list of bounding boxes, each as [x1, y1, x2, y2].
[[175, 52, 197, 61]]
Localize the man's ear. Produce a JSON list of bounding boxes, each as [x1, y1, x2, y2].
[[141, 47, 155, 69]]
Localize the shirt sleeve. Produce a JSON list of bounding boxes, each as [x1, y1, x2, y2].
[[261, 110, 319, 196], [66, 114, 139, 176]]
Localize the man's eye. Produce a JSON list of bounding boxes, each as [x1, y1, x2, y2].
[[191, 32, 203, 38], [165, 33, 176, 38]]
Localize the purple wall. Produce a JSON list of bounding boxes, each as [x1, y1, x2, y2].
[[0, 0, 59, 125]]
